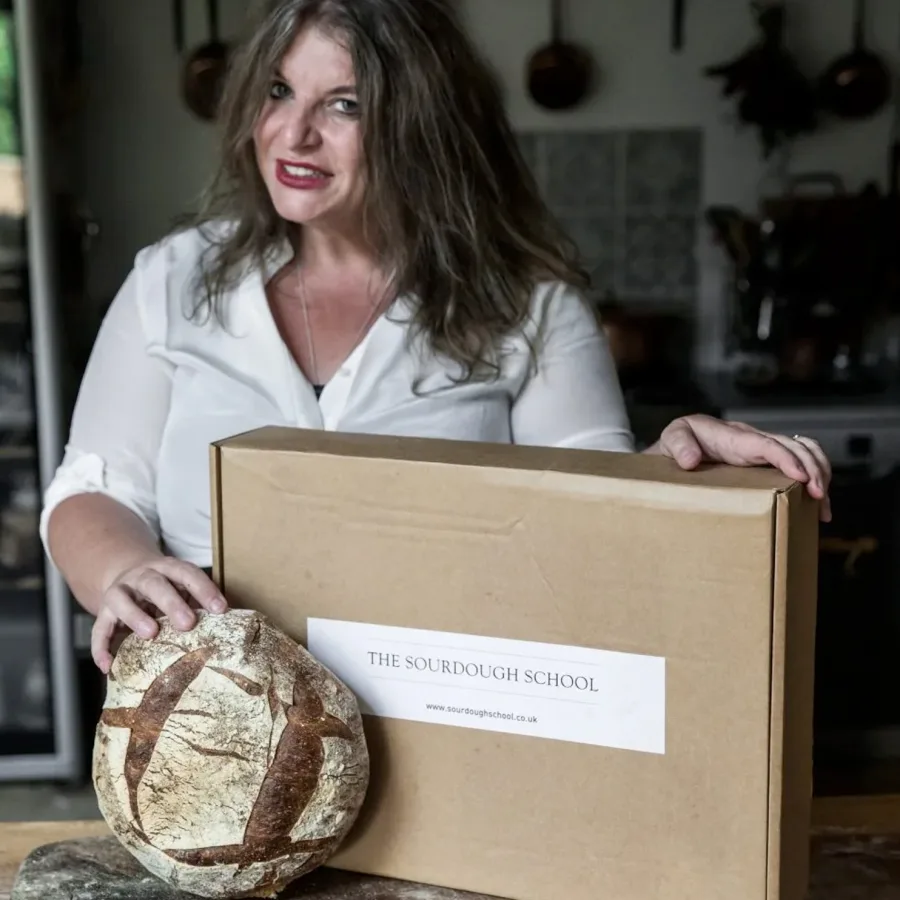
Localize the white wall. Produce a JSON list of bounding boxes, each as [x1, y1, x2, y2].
[[74, 0, 900, 366]]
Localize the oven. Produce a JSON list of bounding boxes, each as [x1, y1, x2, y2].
[[710, 393, 900, 794]]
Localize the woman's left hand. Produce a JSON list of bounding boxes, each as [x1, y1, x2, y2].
[[651, 414, 832, 522]]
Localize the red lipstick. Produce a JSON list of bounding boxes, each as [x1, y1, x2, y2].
[[275, 159, 333, 190]]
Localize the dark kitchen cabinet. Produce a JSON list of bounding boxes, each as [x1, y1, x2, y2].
[[813, 462, 900, 794]]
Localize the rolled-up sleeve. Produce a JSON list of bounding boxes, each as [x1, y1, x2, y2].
[[39, 260, 174, 558], [511, 282, 635, 452]]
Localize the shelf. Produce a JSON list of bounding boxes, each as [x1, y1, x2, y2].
[[0, 445, 33, 461], [0, 300, 23, 325], [0, 575, 44, 591], [0, 410, 31, 430], [0, 727, 53, 757], [0, 591, 48, 657]]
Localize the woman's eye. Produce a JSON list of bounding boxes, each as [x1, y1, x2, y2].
[[332, 97, 360, 117], [269, 80, 291, 100]]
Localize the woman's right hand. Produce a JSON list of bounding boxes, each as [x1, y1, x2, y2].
[[92, 557, 228, 673]]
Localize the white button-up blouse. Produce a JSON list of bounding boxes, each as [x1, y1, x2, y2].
[[39, 225, 635, 569]]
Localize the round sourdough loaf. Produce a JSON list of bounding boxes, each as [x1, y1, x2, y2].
[[92, 608, 369, 899]]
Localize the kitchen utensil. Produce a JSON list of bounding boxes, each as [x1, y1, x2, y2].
[[526, 0, 592, 111], [889, 16, 900, 197], [181, 0, 230, 121], [172, 0, 185, 54], [761, 171, 849, 221], [671, 0, 686, 51], [705, 205, 758, 268], [890, 141, 900, 197], [817, 0, 890, 120]]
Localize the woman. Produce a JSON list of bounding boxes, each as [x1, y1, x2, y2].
[[40, 0, 831, 673]]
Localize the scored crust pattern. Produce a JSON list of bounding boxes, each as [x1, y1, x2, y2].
[[92, 610, 369, 900]]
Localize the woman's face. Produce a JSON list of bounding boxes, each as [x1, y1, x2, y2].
[[254, 25, 364, 234]]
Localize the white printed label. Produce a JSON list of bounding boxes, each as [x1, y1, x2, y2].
[[307, 618, 665, 754]]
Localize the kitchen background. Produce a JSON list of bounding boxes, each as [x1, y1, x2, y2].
[[1, 0, 900, 818]]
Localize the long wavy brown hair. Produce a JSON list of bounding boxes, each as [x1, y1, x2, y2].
[[187, 0, 588, 381]]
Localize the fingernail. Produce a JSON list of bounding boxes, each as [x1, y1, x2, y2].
[[176, 614, 194, 629], [211, 598, 227, 613], [138, 623, 156, 638]]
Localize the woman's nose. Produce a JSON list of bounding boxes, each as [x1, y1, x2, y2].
[[283, 107, 321, 151]]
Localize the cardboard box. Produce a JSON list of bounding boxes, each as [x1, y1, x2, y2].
[[210, 426, 820, 900]]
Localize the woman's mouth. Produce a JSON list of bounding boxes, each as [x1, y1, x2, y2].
[[276, 160, 333, 190]]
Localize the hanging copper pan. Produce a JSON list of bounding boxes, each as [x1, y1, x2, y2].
[[818, 0, 890, 120], [177, 0, 231, 122], [526, 0, 592, 111]]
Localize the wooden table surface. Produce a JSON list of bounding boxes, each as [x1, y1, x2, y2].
[[0, 820, 110, 898]]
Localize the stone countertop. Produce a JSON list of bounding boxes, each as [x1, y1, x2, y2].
[[4, 817, 900, 899], [0, 821, 109, 897]]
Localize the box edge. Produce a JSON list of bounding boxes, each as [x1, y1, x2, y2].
[[766, 483, 818, 900], [209, 442, 225, 591], [212, 425, 800, 495]]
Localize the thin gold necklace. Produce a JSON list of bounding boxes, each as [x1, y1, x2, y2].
[[297, 268, 392, 388]]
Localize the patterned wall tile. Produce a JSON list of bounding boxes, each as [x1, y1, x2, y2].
[[543, 132, 617, 213], [513, 128, 703, 305], [556, 215, 617, 294], [625, 129, 701, 213], [621, 215, 697, 299], [516, 133, 541, 183]]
